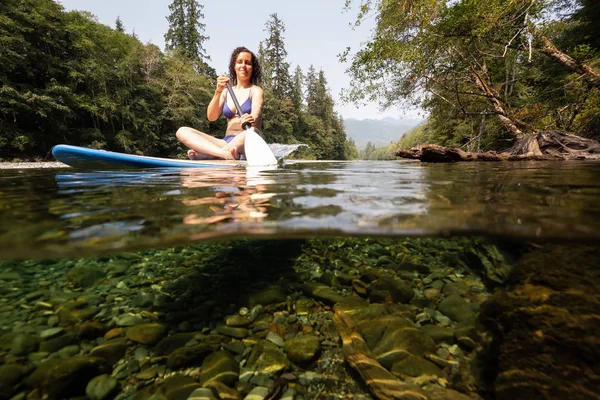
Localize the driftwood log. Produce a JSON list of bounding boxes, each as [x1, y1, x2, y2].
[[332, 311, 428, 400], [396, 130, 600, 162]]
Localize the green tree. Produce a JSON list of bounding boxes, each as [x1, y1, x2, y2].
[[343, 0, 600, 148], [0, 0, 72, 157], [164, 0, 213, 75], [261, 13, 291, 99], [115, 16, 125, 32], [291, 65, 304, 112]]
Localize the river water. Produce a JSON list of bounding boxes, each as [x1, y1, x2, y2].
[[0, 160, 599, 400]]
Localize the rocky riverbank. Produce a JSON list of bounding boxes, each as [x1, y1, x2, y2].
[[0, 162, 68, 169], [0, 237, 594, 400]]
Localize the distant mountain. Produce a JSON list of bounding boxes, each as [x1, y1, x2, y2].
[[343, 117, 422, 150]]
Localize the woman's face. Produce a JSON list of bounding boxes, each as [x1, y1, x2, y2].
[[235, 52, 253, 80]]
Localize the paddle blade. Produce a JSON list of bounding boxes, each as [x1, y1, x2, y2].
[[244, 129, 277, 166]]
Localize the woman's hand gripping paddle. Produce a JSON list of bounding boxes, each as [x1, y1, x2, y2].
[[225, 82, 277, 167]]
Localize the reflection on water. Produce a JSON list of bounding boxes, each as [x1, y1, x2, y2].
[[0, 160, 599, 259], [180, 168, 273, 226], [0, 161, 599, 399]]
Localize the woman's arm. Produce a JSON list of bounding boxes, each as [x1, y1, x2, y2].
[[249, 86, 264, 129], [207, 75, 229, 121]]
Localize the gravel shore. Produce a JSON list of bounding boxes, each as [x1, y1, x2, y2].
[[0, 161, 69, 169]]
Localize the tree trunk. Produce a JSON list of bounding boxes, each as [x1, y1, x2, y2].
[[332, 311, 428, 400], [529, 22, 600, 87], [471, 68, 526, 138]]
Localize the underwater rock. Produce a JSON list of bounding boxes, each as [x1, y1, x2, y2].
[[114, 313, 143, 327], [9, 332, 39, 356], [438, 295, 477, 324], [423, 287, 441, 301], [216, 325, 249, 339], [369, 276, 414, 304], [246, 340, 291, 375], [66, 265, 104, 288], [294, 298, 320, 316], [39, 331, 76, 353], [198, 351, 239, 387], [166, 343, 218, 370], [154, 332, 197, 356], [203, 380, 241, 400], [465, 244, 514, 287], [351, 279, 369, 296], [90, 339, 128, 366], [131, 292, 155, 308], [136, 366, 159, 380], [247, 286, 287, 307], [372, 327, 437, 369], [77, 321, 108, 339], [302, 282, 344, 305], [0, 364, 31, 399], [126, 323, 167, 345], [442, 282, 470, 297], [25, 355, 110, 399], [187, 387, 217, 400], [225, 315, 252, 328], [392, 261, 431, 274], [318, 271, 340, 288], [357, 315, 415, 351], [283, 334, 321, 365], [104, 327, 124, 340], [39, 327, 64, 340], [242, 386, 268, 400], [57, 303, 99, 324], [265, 331, 284, 347], [332, 295, 369, 314], [420, 324, 455, 345], [0, 271, 21, 281], [159, 374, 201, 400], [85, 374, 120, 400], [391, 354, 444, 378]]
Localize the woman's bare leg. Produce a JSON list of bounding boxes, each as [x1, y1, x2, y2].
[[224, 131, 246, 159], [176, 127, 235, 160]]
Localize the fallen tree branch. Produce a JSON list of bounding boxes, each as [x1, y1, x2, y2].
[[396, 131, 600, 162], [332, 311, 428, 400]]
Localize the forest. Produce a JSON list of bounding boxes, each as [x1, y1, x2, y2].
[[345, 0, 599, 158], [0, 0, 357, 161]]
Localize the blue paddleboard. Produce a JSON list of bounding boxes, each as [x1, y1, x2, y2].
[[52, 145, 247, 169]]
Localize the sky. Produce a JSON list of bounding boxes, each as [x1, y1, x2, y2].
[[57, 0, 424, 121]]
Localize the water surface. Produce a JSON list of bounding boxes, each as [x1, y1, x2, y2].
[[1, 160, 599, 259]]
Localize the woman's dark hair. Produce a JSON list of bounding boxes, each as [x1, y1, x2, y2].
[[228, 46, 262, 85]]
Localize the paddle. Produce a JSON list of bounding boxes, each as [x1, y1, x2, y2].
[[225, 82, 277, 166]]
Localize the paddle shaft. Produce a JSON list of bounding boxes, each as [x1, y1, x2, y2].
[[225, 82, 252, 130]]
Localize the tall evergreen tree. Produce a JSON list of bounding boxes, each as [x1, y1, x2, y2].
[[115, 16, 125, 33], [307, 67, 334, 127], [257, 42, 272, 88], [164, 0, 213, 75], [305, 65, 318, 110], [290, 65, 305, 139], [261, 13, 291, 98], [291, 66, 304, 112]]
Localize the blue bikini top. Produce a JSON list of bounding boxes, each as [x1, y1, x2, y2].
[[222, 89, 252, 119]]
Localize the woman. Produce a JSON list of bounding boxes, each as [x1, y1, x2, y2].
[[176, 46, 264, 160]]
